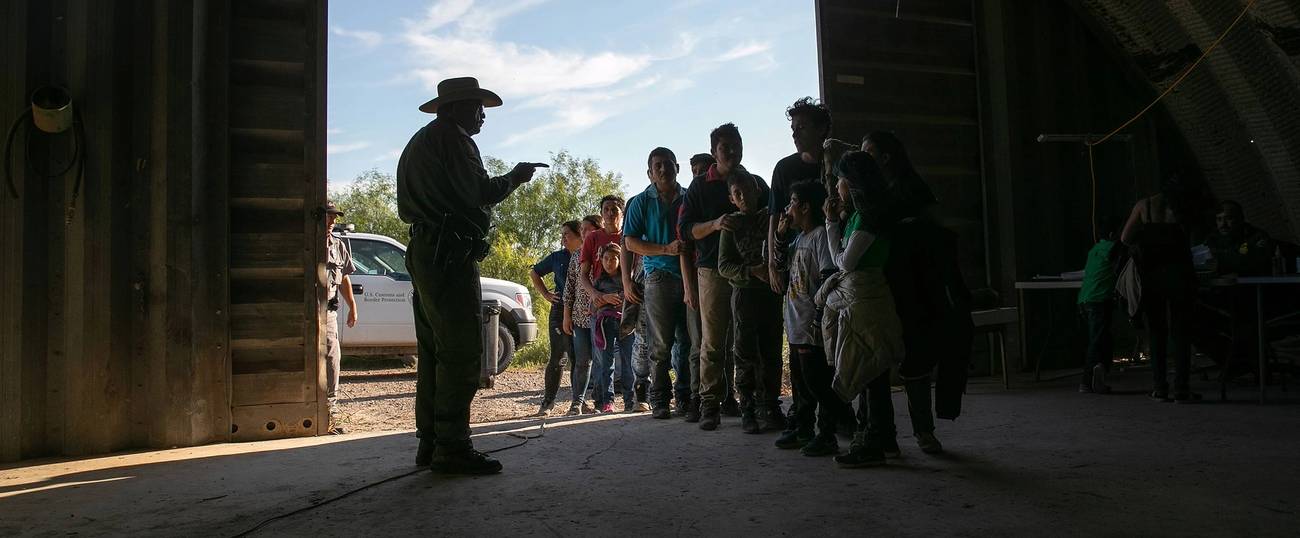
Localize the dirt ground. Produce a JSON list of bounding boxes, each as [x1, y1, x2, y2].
[[333, 359, 629, 433], [333, 357, 794, 433]]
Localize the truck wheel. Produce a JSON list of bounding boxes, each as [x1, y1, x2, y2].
[[401, 355, 417, 368], [495, 325, 516, 374]]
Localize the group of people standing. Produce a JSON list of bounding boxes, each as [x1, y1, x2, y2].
[[1076, 174, 1284, 401], [529, 97, 975, 468]]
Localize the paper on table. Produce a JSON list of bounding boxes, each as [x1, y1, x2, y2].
[[1191, 244, 1212, 266], [1060, 270, 1085, 281]]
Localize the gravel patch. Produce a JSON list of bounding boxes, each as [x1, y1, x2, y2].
[[333, 357, 796, 434], [332, 363, 559, 433]]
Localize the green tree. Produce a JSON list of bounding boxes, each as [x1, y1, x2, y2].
[[485, 150, 625, 253], [331, 168, 409, 244]]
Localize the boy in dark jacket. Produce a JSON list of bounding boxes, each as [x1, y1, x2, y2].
[[718, 171, 786, 433]]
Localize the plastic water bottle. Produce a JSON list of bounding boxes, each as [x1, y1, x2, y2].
[[1272, 247, 1284, 276]]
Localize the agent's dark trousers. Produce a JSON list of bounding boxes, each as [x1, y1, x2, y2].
[[543, 303, 574, 404], [731, 287, 784, 410], [407, 233, 483, 452], [1080, 301, 1114, 385]]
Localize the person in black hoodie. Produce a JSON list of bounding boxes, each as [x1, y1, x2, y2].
[[866, 131, 973, 455]]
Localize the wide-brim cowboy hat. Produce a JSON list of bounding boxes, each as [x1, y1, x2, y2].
[[419, 77, 503, 113]]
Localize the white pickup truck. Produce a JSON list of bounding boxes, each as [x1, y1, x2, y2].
[[334, 230, 538, 373]]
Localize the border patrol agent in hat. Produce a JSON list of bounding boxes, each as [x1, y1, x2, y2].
[[323, 202, 357, 433], [398, 76, 547, 474]]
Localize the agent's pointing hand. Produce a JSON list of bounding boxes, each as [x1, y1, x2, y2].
[[509, 162, 549, 184]]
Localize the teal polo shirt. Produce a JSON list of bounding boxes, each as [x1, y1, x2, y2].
[[623, 183, 685, 278]]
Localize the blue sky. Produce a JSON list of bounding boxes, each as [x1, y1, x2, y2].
[[327, 0, 819, 195]]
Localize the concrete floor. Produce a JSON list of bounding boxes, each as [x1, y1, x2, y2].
[[2, 374, 1298, 537]]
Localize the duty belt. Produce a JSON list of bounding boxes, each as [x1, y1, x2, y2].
[[411, 215, 491, 267]]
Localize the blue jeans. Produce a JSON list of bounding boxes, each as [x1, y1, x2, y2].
[[595, 316, 635, 407], [571, 326, 596, 406]]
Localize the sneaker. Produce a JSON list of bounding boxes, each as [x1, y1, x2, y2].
[[720, 398, 741, 417], [536, 400, 555, 416], [583, 402, 598, 414], [699, 406, 720, 431], [600, 403, 614, 413], [674, 393, 691, 415], [1078, 383, 1094, 394], [635, 401, 652, 413], [916, 432, 943, 454], [1091, 365, 1111, 394], [684, 400, 702, 423], [1173, 392, 1203, 404], [801, 433, 840, 457], [741, 408, 761, 434], [566, 403, 582, 416], [774, 429, 806, 449], [880, 438, 902, 458], [415, 438, 434, 467], [652, 407, 672, 419], [759, 406, 786, 432], [1148, 390, 1171, 402], [429, 448, 503, 475], [834, 444, 886, 468]]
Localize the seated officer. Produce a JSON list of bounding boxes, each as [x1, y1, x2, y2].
[[1204, 200, 1274, 276]]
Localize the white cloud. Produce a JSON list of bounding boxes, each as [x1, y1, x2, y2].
[[397, 1, 780, 146], [327, 141, 372, 155], [372, 148, 403, 162], [713, 40, 772, 63], [331, 25, 383, 50], [417, 0, 475, 32], [746, 53, 778, 72], [403, 0, 652, 100]]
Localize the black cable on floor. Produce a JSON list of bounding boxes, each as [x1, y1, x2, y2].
[[230, 423, 544, 538]]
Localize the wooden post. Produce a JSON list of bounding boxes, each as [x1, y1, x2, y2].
[[0, 0, 30, 462]]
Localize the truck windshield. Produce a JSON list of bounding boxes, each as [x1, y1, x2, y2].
[[349, 239, 411, 281]]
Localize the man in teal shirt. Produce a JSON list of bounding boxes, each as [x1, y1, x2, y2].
[[623, 147, 692, 418]]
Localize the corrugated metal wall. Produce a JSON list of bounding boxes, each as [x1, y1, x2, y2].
[[1077, 0, 1300, 243]]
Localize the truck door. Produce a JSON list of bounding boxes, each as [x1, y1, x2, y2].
[[339, 237, 418, 346]]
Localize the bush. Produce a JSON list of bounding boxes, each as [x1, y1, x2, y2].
[[512, 341, 550, 369]]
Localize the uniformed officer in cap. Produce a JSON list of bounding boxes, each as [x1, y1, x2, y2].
[[323, 202, 358, 433], [398, 76, 545, 474]]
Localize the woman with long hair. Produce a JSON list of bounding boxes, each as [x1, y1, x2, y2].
[[863, 131, 938, 223], [822, 151, 905, 468], [1121, 173, 1205, 402], [865, 132, 974, 455], [530, 220, 585, 415], [560, 215, 603, 414]]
